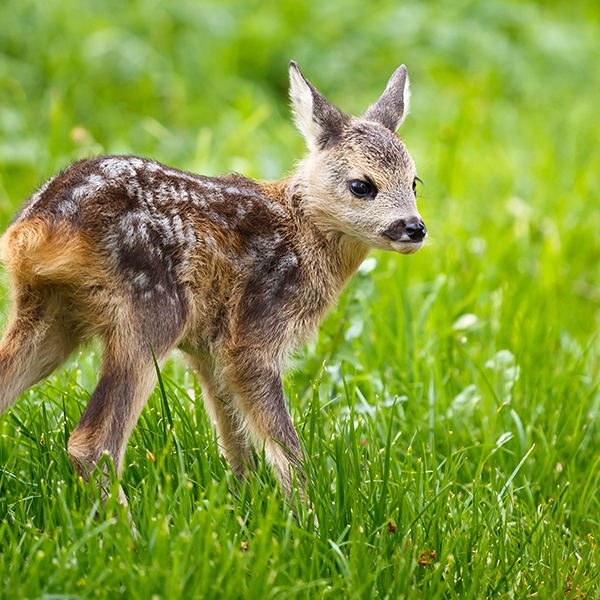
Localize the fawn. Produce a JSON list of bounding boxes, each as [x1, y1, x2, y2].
[[0, 62, 426, 507]]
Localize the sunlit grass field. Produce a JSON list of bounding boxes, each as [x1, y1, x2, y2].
[[1, 1, 600, 598]]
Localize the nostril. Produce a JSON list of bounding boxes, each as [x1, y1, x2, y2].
[[405, 221, 426, 241], [382, 218, 427, 242]]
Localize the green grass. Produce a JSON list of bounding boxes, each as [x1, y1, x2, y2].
[[1, 0, 600, 597]]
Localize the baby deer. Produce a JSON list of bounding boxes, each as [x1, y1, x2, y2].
[[0, 62, 426, 507]]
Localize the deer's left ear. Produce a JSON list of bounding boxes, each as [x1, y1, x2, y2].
[[363, 65, 410, 132], [289, 61, 349, 150]]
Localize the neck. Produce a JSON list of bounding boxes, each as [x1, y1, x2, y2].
[[324, 231, 371, 291], [276, 172, 371, 296]]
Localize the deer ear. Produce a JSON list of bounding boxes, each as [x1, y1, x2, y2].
[[363, 65, 410, 132], [289, 61, 348, 150]]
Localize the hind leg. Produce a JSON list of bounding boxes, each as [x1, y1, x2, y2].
[[0, 287, 81, 414], [67, 339, 166, 505], [66, 295, 186, 506]]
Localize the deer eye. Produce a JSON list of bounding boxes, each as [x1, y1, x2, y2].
[[413, 177, 422, 195], [349, 179, 376, 198]]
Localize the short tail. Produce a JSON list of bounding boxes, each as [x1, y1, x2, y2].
[[0, 219, 98, 286]]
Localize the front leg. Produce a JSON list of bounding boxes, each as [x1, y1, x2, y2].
[[185, 354, 255, 479], [227, 353, 306, 500]]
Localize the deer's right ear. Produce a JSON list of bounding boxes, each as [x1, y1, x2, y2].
[[289, 61, 348, 150]]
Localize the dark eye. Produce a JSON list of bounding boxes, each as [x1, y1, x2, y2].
[[413, 177, 422, 195], [349, 179, 376, 198]]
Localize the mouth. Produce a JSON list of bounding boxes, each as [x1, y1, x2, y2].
[[390, 239, 425, 255]]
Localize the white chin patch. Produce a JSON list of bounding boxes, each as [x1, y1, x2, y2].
[[392, 240, 424, 255]]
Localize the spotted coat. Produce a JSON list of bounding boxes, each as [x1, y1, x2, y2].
[[0, 61, 426, 509]]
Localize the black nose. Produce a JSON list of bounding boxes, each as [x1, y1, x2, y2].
[[382, 217, 427, 242], [405, 221, 427, 241]]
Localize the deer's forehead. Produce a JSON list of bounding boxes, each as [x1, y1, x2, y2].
[[333, 122, 414, 179]]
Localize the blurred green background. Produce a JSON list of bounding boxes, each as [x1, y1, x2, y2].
[[1, 0, 600, 597]]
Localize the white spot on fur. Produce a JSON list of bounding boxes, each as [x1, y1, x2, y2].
[[129, 157, 145, 170], [144, 162, 161, 173], [189, 190, 206, 208], [279, 252, 298, 270], [56, 198, 77, 218], [197, 179, 222, 193], [101, 158, 135, 178], [87, 173, 106, 189], [71, 186, 88, 201], [235, 201, 248, 219], [171, 214, 186, 245], [131, 272, 150, 288], [184, 222, 196, 246], [138, 222, 150, 244], [71, 173, 108, 202]]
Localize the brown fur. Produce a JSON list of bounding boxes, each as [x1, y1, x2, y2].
[[1, 220, 94, 284], [0, 62, 427, 513]]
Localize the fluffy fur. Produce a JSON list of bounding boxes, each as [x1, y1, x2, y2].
[[0, 62, 426, 508]]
